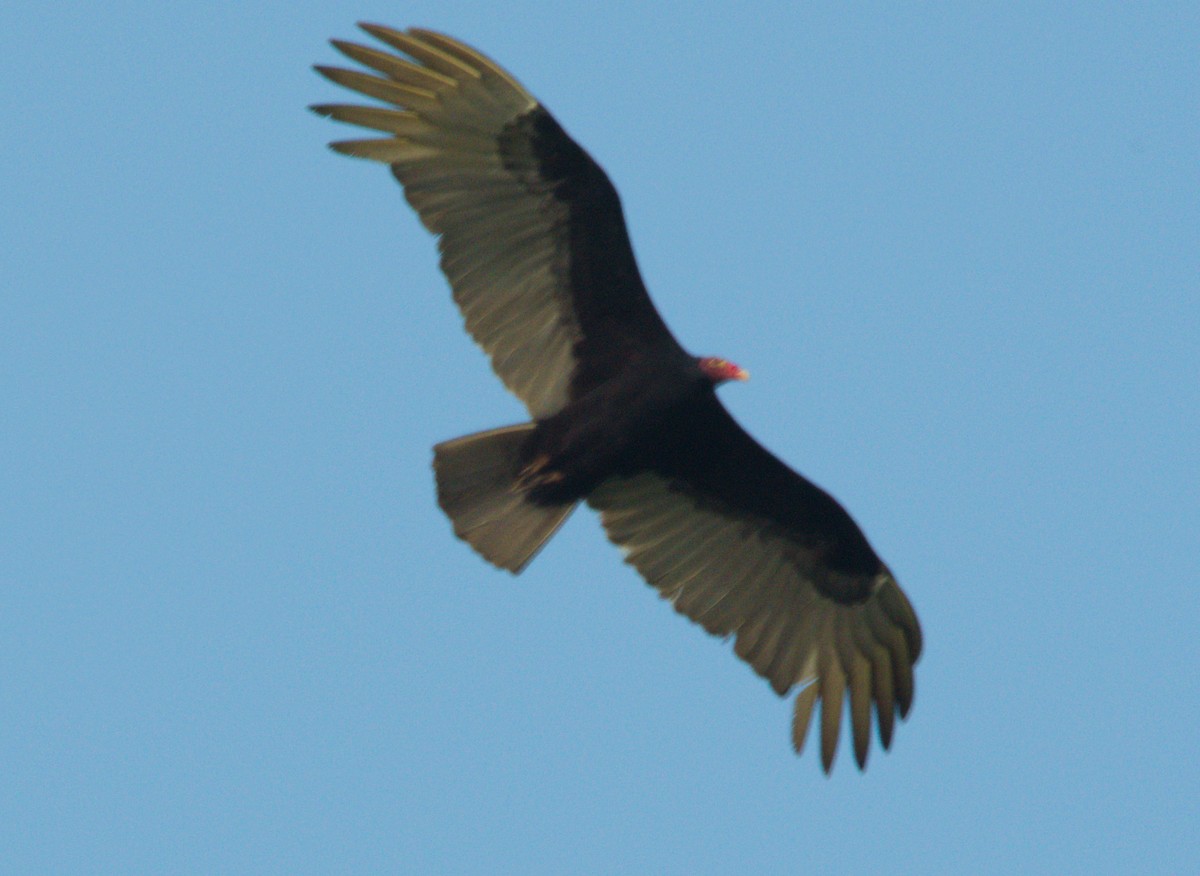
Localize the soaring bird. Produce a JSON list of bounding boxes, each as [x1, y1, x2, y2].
[[313, 25, 921, 772]]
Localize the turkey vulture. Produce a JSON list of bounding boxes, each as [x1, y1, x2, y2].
[[313, 25, 921, 772]]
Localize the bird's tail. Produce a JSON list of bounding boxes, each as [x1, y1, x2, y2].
[[433, 424, 577, 573]]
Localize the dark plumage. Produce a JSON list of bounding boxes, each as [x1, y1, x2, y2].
[[314, 24, 922, 772]]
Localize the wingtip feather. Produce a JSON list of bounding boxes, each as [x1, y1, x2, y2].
[[791, 683, 818, 757], [818, 649, 845, 774]]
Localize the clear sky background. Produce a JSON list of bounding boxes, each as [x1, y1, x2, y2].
[[3, 3, 1197, 873]]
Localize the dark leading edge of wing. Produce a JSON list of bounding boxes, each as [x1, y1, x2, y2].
[[314, 25, 922, 772]]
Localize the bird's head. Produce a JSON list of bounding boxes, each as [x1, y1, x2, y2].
[[697, 356, 749, 385]]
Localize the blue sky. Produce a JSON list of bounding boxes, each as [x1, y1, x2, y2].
[[3, 2, 1197, 873]]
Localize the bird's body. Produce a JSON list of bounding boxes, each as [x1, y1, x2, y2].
[[315, 24, 921, 771], [521, 352, 710, 503]]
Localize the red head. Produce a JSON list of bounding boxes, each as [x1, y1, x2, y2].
[[697, 356, 749, 385]]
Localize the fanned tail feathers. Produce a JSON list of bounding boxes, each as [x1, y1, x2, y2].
[[433, 424, 576, 573]]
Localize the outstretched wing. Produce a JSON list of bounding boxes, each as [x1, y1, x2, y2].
[[313, 25, 683, 417], [588, 394, 922, 772]]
